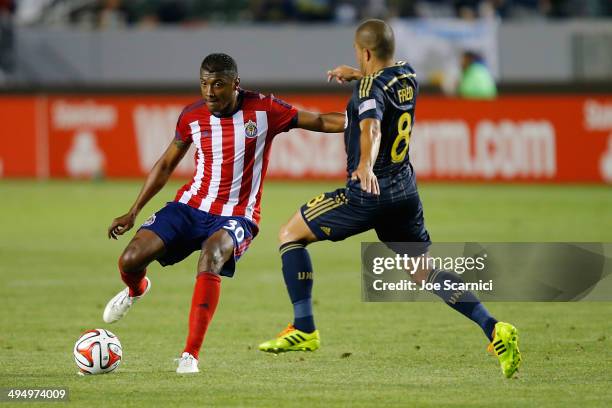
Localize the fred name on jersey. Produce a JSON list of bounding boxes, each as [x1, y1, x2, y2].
[[384, 73, 415, 105], [397, 82, 414, 104]]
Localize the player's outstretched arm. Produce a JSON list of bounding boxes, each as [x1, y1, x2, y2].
[[351, 118, 381, 195], [107, 140, 190, 239], [296, 110, 345, 133], [327, 65, 363, 83]]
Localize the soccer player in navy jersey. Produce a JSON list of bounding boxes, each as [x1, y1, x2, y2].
[[103, 53, 345, 373], [258, 20, 521, 378]]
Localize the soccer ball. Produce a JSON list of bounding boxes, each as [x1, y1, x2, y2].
[[73, 329, 122, 375]]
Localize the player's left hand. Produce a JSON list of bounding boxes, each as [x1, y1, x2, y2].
[[351, 165, 380, 195], [327, 65, 361, 84], [108, 212, 137, 240]]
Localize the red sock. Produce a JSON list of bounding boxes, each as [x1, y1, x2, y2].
[[118, 260, 147, 297], [184, 272, 221, 360]]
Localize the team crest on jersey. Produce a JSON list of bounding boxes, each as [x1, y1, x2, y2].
[[142, 214, 156, 227], [244, 120, 258, 138]]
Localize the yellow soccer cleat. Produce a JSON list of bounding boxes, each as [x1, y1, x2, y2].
[[488, 322, 522, 378], [258, 324, 320, 353]]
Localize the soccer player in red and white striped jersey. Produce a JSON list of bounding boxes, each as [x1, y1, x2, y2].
[[102, 53, 344, 373], [172, 87, 295, 225]]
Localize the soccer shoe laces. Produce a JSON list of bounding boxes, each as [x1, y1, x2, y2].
[[176, 353, 197, 366], [487, 342, 496, 356], [175, 354, 190, 362], [487, 331, 510, 357], [111, 290, 131, 311], [486, 327, 498, 356], [278, 324, 296, 338]]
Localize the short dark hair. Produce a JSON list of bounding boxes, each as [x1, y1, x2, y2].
[[356, 19, 395, 61], [200, 53, 238, 76]]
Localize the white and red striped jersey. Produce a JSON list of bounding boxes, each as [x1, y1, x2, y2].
[[173, 90, 298, 225]]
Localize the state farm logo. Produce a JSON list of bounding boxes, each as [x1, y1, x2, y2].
[[52, 100, 117, 129], [584, 100, 612, 131], [582, 100, 612, 183], [51, 100, 115, 178], [411, 120, 556, 179]]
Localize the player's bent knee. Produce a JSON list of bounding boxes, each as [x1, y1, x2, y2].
[[278, 221, 310, 245], [119, 247, 145, 274], [278, 223, 295, 244], [199, 246, 229, 275], [119, 249, 137, 273]]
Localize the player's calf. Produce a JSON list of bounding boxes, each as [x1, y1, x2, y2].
[[117, 229, 165, 296], [418, 267, 498, 342], [118, 259, 148, 298], [180, 230, 232, 371]]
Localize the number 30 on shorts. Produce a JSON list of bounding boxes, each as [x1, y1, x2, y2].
[[223, 219, 245, 243]]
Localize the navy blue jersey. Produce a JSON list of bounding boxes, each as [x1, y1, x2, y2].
[[344, 62, 418, 179]]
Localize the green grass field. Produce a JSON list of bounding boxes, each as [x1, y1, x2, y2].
[[1, 180, 611, 407]]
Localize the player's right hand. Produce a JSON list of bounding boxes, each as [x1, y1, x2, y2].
[[327, 65, 362, 84], [108, 212, 137, 240], [351, 165, 380, 196]]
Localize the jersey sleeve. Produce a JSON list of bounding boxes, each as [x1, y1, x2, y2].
[[357, 76, 386, 122], [174, 110, 193, 145], [268, 96, 298, 137]]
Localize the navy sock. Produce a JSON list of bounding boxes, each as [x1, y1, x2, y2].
[[280, 242, 315, 333], [427, 269, 497, 341]]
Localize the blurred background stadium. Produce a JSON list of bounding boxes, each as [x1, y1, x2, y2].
[[1, 0, 612, 182], [1, 1, 611, 406]]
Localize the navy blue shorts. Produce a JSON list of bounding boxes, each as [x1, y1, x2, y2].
[[139, 202, 257, 277], [300, 168, 431, 256]]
